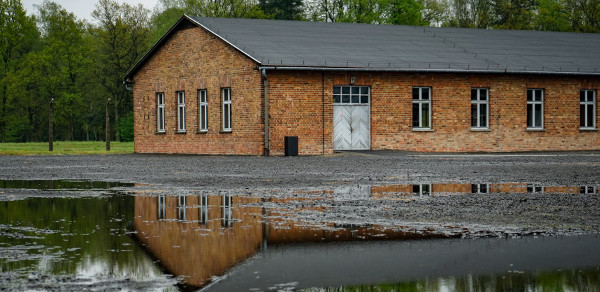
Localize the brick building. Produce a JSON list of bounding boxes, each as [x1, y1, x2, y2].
[[124, 16, 600, 155]]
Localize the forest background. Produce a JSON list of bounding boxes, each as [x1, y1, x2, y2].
[[1, 0, 598, 143]]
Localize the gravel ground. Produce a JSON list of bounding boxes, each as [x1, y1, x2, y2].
[[1, 151, 600, 237]]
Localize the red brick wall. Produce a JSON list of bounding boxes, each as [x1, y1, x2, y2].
[[132, 24, 263, 155], [267, 71, 600, 155]]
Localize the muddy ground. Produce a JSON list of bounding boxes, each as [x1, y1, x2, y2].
[[1, 151, 599, 238]]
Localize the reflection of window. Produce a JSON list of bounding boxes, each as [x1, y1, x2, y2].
[[199, 193, 208, 224], [471, 88, 489, 129], [413, 87, 431, 129], [333, 86, 370, 104], [178, 195, 187, 221], [222, 194, 232, 227], [527, 185, 544, 193], [527, 89, 544, 129], [580, 90, 596, 130], [580, 186, 596, 194], [413, 184, 431, 196], [158, 195, 166, 220], [471, 184, 488, 194]]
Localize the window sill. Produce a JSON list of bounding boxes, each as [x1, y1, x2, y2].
[[471, 128, 491, 132], [176, 131, 187, 134], [155, 131, 166, 135], [526, 128, 545, 132], [412, 128, 433, 132], [580, 128, 598, 132], [220, 130, 232, 134], [197, 130, 208, 134]]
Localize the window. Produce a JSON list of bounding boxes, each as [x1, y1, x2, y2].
[[471, 88, 489, 129], [198, 90, 208, 132], [158, 195, 166, 220], [178, 195, 187, 221], [527, 185, 544, 193], [222, 193, 232, 227], [412, 184, 431, 196], [580, 89, 596, 129], [580, 186, 596, 194], [412, 87, 431, 129], [471, 184, 488, 194], [157, 93, 165, 133], [222, 88, 232, 131], [333, 86, 370, 104], [177, 91, 186, 132], [527, 89, 544, 129], [199, 193, 208, 224]]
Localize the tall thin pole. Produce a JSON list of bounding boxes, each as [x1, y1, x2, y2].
[[106, 98, 110, 151], [48, 98, 54, 152]]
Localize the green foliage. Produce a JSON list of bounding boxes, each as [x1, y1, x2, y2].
[[0, 141, 134, 155], [117, 111, 134, 142], [259, 0, 305, 20]]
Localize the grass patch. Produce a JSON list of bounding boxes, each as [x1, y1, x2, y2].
[[0, 141, 134, 155]]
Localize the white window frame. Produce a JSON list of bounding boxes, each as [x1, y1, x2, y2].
[[412, 87, 432, 130], [222, 88, 232, 132], [157, 93, 165, 133], [527, 89, 544, 130], [471, 88, 489, 130], [413, 184, 431, 196], [199, 193, 208, 224], [580, 89, 597, 130], [198, 89, 208, 132], [178, 195, 187, 221], [158, 194, 166, 220], [177, 91, 186, 132], [471, 183, 489, 194], [222, 193, 233, 227]]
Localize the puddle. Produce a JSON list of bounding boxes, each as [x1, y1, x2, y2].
[[0, 181, 599, 291], [0, 179, 133, 190]]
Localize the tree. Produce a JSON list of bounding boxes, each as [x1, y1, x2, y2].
[[0, 0, 39, 141], [384, 0, 426, 25], [564, 0, 600, 32], [259, 0, 305, 20], [92, 0, 151, 142]]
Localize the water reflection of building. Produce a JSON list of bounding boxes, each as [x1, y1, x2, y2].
[[134, 183, 598, 288]]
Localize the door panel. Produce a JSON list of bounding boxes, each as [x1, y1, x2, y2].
[[334, 105, 370, 150]]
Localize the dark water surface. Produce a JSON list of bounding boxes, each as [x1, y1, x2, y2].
[[0, 180, 599, 291]]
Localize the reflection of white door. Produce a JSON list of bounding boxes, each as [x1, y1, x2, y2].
[[333, 105, 370, 150]]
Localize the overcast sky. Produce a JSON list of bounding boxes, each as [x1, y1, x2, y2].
[[22, 0, 160, 20]]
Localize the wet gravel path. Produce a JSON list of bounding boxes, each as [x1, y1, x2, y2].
[[1, 151, 600, 237]]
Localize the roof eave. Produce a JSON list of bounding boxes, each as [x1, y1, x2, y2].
[[259, 65, 600, 76]]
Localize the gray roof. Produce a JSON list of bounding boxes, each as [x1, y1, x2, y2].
[[125, 15, 600, 80]]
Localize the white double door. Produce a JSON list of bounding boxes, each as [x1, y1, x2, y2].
[[333, 105, 370, 150]]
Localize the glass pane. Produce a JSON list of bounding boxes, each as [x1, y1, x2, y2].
[[481, 184, 487, 193], [527, 104, 533, 127], [581, 104, 586, 127], [361, 87, 368, 95], [480, 104, 487, 127], [422, 88, 430, 100], [342, 94, 350, 103], [587, 90, 593, 102], [361, 95, 368, 104], [527, 90, 533, 101], [333, 87, 340, 95], [534, 104, 542, 127], [422, 184, 430, 195], [224, 106, 230, 128], [413, 88, 420, 100], [421, 103, 430, 128], [412, 103, 419, 127], [535, 90, 542, 102], [351, 94, 359, 103], [412, 185, 420, 194], [587, 104, 594, 127], [471, 104, 478, 127], [481, 89, 488, 101], [581, 91, 586, 102], [158, 111, 163, 129], [333, 95, 340, 103], [352, 87, 359, 94], [471, 184, 478, 193], [471, 89, 477, 101], [342, 87, 350, 94]]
